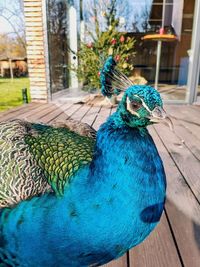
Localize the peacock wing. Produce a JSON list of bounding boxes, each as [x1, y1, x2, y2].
[[24, 120, 96, 196], [0, 119, 95, 208], [0, 120, 51, 208]]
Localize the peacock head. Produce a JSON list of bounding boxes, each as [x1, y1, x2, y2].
[[117, 85, 169, 128], [100, 56, 172, 129]]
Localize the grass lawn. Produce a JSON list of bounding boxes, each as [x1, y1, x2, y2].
[[0, 78, 30, 112]]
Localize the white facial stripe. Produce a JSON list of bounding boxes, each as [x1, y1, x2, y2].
[[132, 95, 152, 113], [127, 99, 140, 117]]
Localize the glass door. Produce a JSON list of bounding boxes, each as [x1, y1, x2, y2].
[[130, 0, 196, 101], [47, 0, 70, 94], [82, 0, 197, 102], [46, 0, 198, 102]]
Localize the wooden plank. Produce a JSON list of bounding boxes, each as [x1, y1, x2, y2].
[[26, 54, 45, 60], [62, 104, 83, 118], [50, 103, 74, 123], [170, 118, 200, 161], [30, 83, 47, 88], [25, 22, 44, 28], [29, 87, 48, 92], [31, 96, 48, 101], [102, 254, 128, 267], [0, 103, 46, 122], [27, 77, 46, 82], [24, 12, 43, 18], [0, 103, 36, 118], [24, 7, 42, 12], [165, 105, 200, 142], [190, 105, 200, 111], [24, 17, 43, 22], [26, 46, 45, 52], [25, 26, 43, 31], [26, 36, 44, 41], [26, 32, 44, 38], [21, 104, 57, 121], [177, 121, 200, 143], [27, 68, 46, 73], [40, 103, 74, 124], [129, 213, 182, 267], [150, 126, 200, 267], [81, 105, 102, 126], [154, 123, 200, 202], [71, 105, 92, 122], [24, 2, 42, 7], [15, 104, 50, 119], [165, 105, 200, 125], [93, 107, 111, 130], [28, 64, 46, 70], [24, 0, 42, 2], [26, 50, 45, 56], [50, 104, 83, 122], [28, 59, 45, 64], [26, 73, 46, 79]]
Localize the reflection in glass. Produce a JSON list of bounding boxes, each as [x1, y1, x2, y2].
[[47, 0, 69, 94], [46, 0, 196, 101]]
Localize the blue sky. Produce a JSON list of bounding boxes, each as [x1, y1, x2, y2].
[[0, 0, 11, 33], [0, 17, 13, 34], [83, 0, 153, 32], [0, 0, 23, 35], [0, 0, 154, 34]]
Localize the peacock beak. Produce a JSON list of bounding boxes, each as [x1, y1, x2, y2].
[[149, 107, 174, 131], [151, 106, 167, 119]]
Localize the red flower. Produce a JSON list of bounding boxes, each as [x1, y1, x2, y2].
[[115, 55, 120, 61], [111, 38, 117, 45], [87, 42, 93, 48], [120, 35, 125, 42], [98, 71, 101, 77]]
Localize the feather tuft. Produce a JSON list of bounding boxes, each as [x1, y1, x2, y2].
[[100, 56, 133, 98]]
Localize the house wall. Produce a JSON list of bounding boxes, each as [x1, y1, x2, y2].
[[24, 0, 49, 102]]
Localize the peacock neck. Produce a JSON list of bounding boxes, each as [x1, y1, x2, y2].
[[105, 110, 149, 136], [87, 115, 149, 187]]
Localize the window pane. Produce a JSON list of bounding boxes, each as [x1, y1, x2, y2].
[[45, 0, 196, 102], [47, 0, 70, 93]]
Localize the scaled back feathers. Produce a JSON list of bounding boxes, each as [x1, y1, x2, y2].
[[0, 120, 96, 207]]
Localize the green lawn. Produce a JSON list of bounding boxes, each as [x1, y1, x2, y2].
[[0, 78, 30, 112]]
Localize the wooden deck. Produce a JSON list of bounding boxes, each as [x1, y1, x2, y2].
[[0, 101, 200, 267]]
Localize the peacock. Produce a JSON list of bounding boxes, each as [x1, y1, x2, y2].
[[0, 56, 170, 267]]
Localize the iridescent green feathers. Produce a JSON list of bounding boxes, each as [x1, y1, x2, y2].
[[0, 120, 50, 208], [25, 124, 95, 195], [0, 120, 95, 207]]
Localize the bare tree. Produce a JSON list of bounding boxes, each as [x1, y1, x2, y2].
[[0, 0, 26, 50], [83, 0, 130, 41]]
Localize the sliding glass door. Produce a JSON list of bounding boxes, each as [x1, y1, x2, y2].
[[47, 0, 69, 94], [45, 0, 199, 102]]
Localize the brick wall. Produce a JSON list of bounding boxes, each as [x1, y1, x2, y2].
[[24, 0, 50, 102]]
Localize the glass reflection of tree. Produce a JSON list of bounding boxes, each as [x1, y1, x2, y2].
[[131, 4, 151, 33], [48, 0, 69, 92]]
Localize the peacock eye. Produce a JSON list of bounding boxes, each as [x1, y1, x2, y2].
[[130, 101, 142, 111]]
